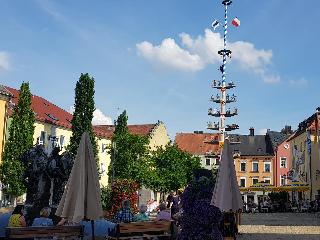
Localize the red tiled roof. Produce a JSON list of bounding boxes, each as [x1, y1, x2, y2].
[[93, 124, 156, 139], [175, 133, 220, 155], [5, 86, 157, 139], [6, 86, 73, 129]]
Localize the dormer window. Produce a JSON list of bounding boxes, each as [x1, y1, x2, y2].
[[46, 113, 59, 121]]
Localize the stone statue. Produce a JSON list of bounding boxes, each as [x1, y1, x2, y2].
[[20, 145, 73, 224]]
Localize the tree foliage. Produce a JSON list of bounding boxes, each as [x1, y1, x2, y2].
[[68, 73, 98, 159], [143, 144, 201, 193], [0, 82, 35, 196], [108, 111, 150, 183]]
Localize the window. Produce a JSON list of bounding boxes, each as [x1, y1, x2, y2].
[[264, 163, 271, 172], [240, 178, 246, 187], [205, 158, 211, 166], [280, 157, 287, 168], [252, 162, 259, 172], [100, 162, 106, 175], [215, 158, 220, 165], [46, 113, 59, 121], [60, 135, 65, 148], [101, 143, 107, 153], [252, 178, 259, 186], [264, 178, 271, 184], [39, 131, 47, 144], [240, 162, 246, 172], [280, 176, 286, 186]]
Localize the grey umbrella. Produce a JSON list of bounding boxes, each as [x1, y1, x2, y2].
[[56, 132, 103, 239], [211, 139, 243, 211]]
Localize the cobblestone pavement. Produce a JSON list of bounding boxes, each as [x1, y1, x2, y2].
[[238, 213, 320, 240]]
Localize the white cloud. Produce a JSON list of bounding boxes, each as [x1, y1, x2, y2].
[[258, 128, 268, 135], [0, 51, 10, 71], [136, 39, 204, 72], [262, 74, 280, 84], [289, 78, 308, 86], [69, 106, 112, 125], [137, 29, 278, 83], [92, 108, 112, 126]]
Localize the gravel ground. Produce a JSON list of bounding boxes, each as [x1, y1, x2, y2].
[[238, 213, 320, 240]]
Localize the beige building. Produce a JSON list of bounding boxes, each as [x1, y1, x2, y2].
[[175, 131, 220, 170], [286, 111, 320, 201]]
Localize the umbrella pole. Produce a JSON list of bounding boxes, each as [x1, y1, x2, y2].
[[91, 220, 95, 240]]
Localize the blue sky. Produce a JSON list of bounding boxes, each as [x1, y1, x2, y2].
[[0, 0, 319, 139]]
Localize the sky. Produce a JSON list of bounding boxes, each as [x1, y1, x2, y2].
[[0, 0, 319, 139]]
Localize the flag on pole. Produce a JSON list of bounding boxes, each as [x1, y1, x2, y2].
[[232, 17, 240, 27], [211, 20, 220, 30]]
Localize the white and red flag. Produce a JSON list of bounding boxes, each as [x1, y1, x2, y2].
[[232, 17, 240, 27]]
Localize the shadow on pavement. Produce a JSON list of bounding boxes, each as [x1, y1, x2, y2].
[[240, 213, 320, 226], [238, 233, 320, 240]]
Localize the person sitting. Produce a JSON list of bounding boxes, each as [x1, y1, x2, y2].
[[156, 203, 171, 221], [81, 219, 115, 239], [114, 200, 135, 223], [135, 204, 150, 222], [32, 207, 54, 226], [0, 208, 12, 239], [8, 205, 26, 227]]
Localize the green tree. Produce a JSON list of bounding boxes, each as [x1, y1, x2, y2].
[[144, 144, 201, 195], [0, 82, 35, 196], [68, 73, 98, 159], [108, 110, 150, 183]]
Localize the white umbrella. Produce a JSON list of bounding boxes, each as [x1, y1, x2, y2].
[[211, 139, 243, 211], [56, 132, 103, 239]]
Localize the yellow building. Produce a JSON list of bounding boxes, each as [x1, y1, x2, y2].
[[0, 86, 12, 164], [287, 111, 320, 201], [0, 86, 171, 195]]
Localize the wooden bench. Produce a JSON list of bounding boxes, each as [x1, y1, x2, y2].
[[5, 225, 84, 239], [108, 221, 173, 240]]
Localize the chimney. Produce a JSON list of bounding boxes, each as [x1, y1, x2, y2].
[[249, 127, 254, 136], [193, 131, 204, 134]]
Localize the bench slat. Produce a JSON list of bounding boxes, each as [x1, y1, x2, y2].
[[119, 221, 171, 234], [6, 226, 84, 239]]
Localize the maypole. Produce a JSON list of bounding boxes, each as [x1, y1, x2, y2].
[[208, 0, 238, 148]]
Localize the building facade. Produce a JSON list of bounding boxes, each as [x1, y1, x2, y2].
[[287, 111, 320, 201], [175, 132, 220, 170], [0, 85, 170, 201]]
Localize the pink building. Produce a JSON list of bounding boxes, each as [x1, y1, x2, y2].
[[266, 127, 292, 187], [274, 140, 291, 187]]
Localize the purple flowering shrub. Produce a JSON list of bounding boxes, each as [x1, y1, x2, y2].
[[178, 177, 223, 240]]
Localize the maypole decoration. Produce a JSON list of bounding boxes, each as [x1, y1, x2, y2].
[[208, 0, 239, 148]]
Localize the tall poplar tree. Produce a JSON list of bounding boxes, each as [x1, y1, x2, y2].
[[68, 73, 98, 159], [108, 110, 149, 183], [0, 82, 35, 196]]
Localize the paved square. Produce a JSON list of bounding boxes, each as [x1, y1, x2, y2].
[[238, 213, 320, 240]]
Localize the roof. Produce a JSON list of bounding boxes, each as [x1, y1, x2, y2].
[[93, 124, 156, 139], [5, 86, 157, 139], [287, 112, 320, 141], [229, 134, 273, 156], [175, 133, 220, 155], [266, 131, 289, 150], [6, 86, 73, 129], [0, 85, 13, 97]]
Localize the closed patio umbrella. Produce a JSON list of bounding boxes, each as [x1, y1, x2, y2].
[[211, 139, 242, 211], [56, 132, 103, 239]]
